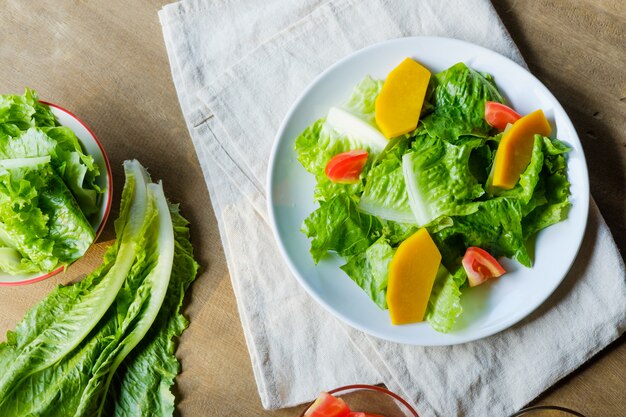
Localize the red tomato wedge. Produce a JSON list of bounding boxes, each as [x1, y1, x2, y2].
[[325, 150, 369, 184], [462, 247, 506, 287], [485, 101, 522, 131], [347, 413, 387, 417], [304, 392, 351, 417]]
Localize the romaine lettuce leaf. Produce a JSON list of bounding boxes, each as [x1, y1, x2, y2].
[[433, 197, 530, 267], [302, 194, 382, 263], [343, 75, 383, 125], [425, 265, 463, 333], [108, 203, 199, 416], [39, 173, 95, 262], [44, 126, 102, 217], [522, 137, 571, 238], [402, 132, 484, 227], [358, 137, 414, 223], [381, 219, 418, 246], [341, 237, 394, 309], [422, 63, 504, 143], [0, 164, 59, 273]]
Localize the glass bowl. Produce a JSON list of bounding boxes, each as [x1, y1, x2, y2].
[[509, 406, 585, 417], [298, 384, 419, 417]]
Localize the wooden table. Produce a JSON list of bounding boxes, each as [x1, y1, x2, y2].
[[0, 1, 624, 415]]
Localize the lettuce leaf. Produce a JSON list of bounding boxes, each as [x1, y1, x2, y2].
[[425, 265, 463, 333], [522, 137, 571, 238], [302, 194, 382, 263], [108, 203, 199, 416], [402, 132, 484, 227], [433, 197, 530, 267], [358, 137, 414, 223], [422, 63, 504, 143], [44, 126, 102, 217], [341, 238, 394, 309], [343, 75, 383, 125]]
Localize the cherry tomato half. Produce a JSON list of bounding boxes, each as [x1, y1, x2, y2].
[[462, 247, 506, 287], [485, 101, 522, 131], [304, 392, 351, 417], [325, 150, 369, 184]]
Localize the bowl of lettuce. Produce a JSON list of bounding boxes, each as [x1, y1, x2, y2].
[[267, 37, 589, 345], [0, 89, 111, 285]]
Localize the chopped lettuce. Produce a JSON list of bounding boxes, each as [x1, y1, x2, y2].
[[402, 132, 484, 226], [433, 198, 530, 267], [358, 137, 414, 223], [425, 265, 463, 333], [341, 237, 394, 309], [302, 194, 382, 263], [422, 62, 504, 143], [522, 137, 571, 238], [343, 75, 383, 125]]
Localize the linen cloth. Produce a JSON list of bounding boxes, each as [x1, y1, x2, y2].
[[159, 0, 626, 415]]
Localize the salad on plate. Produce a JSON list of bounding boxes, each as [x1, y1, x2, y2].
[[295, 58, 571, 333]]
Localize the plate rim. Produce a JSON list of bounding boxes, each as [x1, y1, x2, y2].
[[267, 36, 589, 345], [0, 101, 113, 286]]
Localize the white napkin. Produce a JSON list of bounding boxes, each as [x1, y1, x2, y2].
[[159, 0, 626, 415]]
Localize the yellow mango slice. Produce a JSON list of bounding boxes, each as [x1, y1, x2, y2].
[[386, 228, 441, 325], [491, 109, 552, 189], [375, 58, 431, 139]]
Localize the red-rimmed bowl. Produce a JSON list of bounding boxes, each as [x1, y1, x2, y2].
[[298, 385, 419, 417], [0, 101, 112, 286]]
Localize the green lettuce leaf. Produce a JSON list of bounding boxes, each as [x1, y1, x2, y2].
[[343, 75, 383, 125], [402, 132, 484, 226], [380, 219, 418, 246], [108, 203, 199, 416], [433, 197, 530, 267], [358, 137, 414, 223], [39, 173, 95, 262], [302, 194, 382, 263], [522, 137, 571, 238], [422, 63, 504, 143], [340, 237, 394, 309], [425, 265, 463, 333], [43, 126, 102, 217], [0, 163, 59, 273]]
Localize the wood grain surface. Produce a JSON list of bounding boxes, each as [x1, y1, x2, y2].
[[0, 1, 624, 416]]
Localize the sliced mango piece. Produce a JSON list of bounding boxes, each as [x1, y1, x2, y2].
[[491, 109, 552, 189], [375, 58, 431, 139], [386, 228, 441, 325]]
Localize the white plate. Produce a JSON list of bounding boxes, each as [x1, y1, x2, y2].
[[267, 37, 589, 345], [0, 102, 112, 286]]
